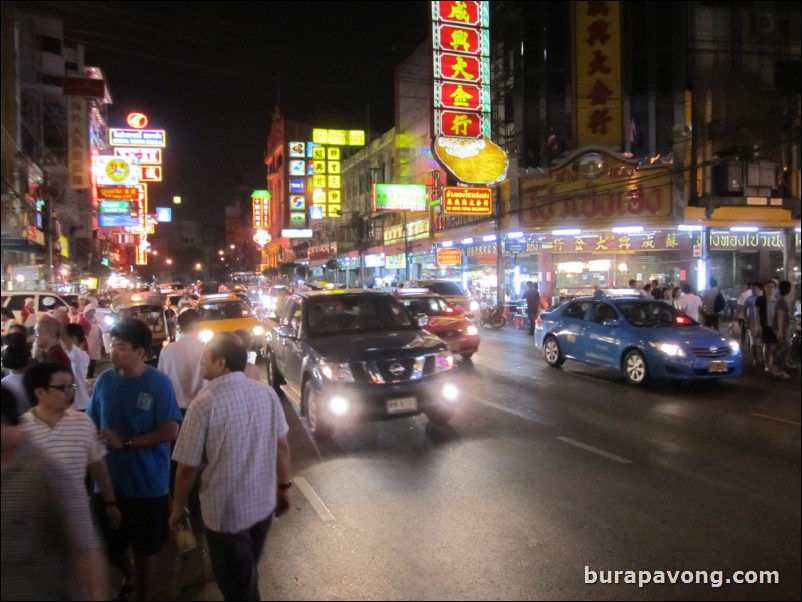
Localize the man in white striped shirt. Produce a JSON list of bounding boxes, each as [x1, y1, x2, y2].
[[20, 362, 121, 526], [170, 332, 292, 602]]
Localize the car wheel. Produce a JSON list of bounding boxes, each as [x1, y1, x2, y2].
[[303, 381, 334, 438], [461, 353, 474, 361], [265, 350, 284, 392], [543, 337, 565, 367], [623, 350, 648, 385], [425, 405, 454, 426]]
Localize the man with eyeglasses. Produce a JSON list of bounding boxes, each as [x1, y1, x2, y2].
[[20, 362, 120, 524], [87, 318, 182, 602]]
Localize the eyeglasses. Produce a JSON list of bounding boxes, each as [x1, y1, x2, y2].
[[47, 384, 78, 392]]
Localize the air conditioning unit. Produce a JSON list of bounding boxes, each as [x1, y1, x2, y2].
[[756, 13, 776, 36]]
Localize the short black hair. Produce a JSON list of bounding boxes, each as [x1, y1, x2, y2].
[[64, 322, 85, 344], [110, 318, 152, 351], [1, 384, 20, 425], [779, 280, 791, 296], [207, 332, 247, 373], [177, 308, 201, 331], [233, 328, 251, 348], [23, 362, 73, 406], [2, 343, 30, 370]]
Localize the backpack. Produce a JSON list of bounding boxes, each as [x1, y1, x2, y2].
[[713, 289, 726, 313]]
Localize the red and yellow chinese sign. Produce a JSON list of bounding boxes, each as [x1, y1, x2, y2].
[[443, 186, 492, 214], [251, 190, 271, 229], [432, 1, 490, 139], [573, 1, 623, 148], [437, 248, 462, 266]]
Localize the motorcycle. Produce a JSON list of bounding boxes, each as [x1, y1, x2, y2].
[[480, 304, 506, 329]]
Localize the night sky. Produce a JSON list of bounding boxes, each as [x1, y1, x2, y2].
[[22, 1, 431, 224]]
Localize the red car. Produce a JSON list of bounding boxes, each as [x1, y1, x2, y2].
[[397, 293, 480, 361]]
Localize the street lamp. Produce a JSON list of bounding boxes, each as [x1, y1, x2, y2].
[[166, 258, 173, 265]]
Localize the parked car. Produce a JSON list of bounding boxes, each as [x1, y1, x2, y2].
[[263, 289, 460, 437], [534, 293, 742, 385], [396, 292, 480, 361], [397, 279, 479, 321]]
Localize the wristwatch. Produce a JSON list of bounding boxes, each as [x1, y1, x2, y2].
[[278, 481, 293, 490], [123, 439, 133, 451]]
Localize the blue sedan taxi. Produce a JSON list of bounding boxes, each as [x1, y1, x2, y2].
[[534, 292, 742, 385]]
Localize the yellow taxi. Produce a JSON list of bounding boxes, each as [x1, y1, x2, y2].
[[195, 293, 265, 351]]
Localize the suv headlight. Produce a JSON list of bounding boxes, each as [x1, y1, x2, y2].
[[728, 340, 740, 355], [320, 361, 355, 382], [434, 350, 455, 372]]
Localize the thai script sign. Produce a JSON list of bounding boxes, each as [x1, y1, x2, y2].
[[109, 128, 166, 147], [443, 186, 491, 214]]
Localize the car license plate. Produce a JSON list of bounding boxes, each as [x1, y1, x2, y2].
[[708, 361, 727, 373], [387, 396, 417, 414], [448, 343, 460, 352]]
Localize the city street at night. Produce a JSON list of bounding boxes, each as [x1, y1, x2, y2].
[[152, 326, 800, 601]]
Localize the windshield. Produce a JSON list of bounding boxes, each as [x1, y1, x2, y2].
[[198, 301, 252, 320], [399, 296, 449, 316], [307, 296, 414, 336], [422, 282, 464, 296], [617, 301, 697, 327]]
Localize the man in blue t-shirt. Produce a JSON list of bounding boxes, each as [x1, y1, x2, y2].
[[87, 318, 181, 602]]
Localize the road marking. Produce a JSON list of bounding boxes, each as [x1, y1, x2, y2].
[[295, 477, 335, 522], [749, 413, 802, 426], [557, 436, 633, 464]]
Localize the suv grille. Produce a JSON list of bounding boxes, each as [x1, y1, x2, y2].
[[692, 346, 729, 358], [351, 355, 436, 384]]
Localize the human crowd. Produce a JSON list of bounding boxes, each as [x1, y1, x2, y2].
[[2, 302, 292, 602]]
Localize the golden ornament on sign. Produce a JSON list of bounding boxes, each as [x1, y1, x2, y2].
[[433, 137, 509, 184]]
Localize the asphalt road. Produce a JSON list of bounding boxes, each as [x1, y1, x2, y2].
[[138, 325, 800, 601]]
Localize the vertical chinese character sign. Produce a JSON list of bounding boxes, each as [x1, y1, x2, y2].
[[573, 1, 623, 148], [432, 1, 490, 139], [67, 98, 91, 189]]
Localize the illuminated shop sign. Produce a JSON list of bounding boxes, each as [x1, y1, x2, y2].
[[437, 248, 462, 266], [114, 147, 162, 165], [95, 156, 139, 186], [443, 186, 492, 214], [374, 184, 428, 212], [109, 128, 166, 147], [251, 190, 271, 229], [99, 200, 133, 214], [432, 1, 490, 139], [139, 166, 163, 182], [96, 186, 139, 201]]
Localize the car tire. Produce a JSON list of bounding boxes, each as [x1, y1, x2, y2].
[[303, 381, 334, 438], [461, 353, 474, 361], [265, 350, 284, 392], [543, 336, 565, 367], [425, 405, 454, 425], [623, 350, 648, 385]]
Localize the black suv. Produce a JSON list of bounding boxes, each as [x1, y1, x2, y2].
[[263, 289, 461, 437]]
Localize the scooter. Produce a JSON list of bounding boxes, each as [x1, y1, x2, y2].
[[480, 304, 506, 329]]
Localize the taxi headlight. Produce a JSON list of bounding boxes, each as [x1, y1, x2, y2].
[[252, 325, 265, 336], [199, 329, 214, 343], [650, 342, 685, 358], [466, 324, 479, 336], [729, 340, 741, 355], [320, 362, 354, 382], [434, 350, 454, 373]]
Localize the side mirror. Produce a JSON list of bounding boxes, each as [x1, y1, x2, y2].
[[277, 325, 297, 339]]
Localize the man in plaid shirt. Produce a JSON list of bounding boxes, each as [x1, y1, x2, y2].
[[169, 332, 292, 601]]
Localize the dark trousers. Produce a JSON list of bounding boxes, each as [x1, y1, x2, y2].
[[704, 312, 720, 331], [205, 516, 272, 601], [527, 312, 538, 334], [86, 359, 97, 379]]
